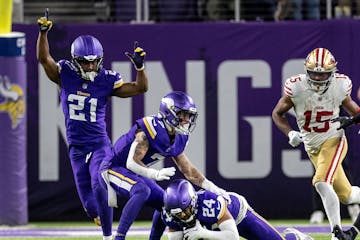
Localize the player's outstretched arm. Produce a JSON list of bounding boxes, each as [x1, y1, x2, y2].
[[113, 41, 148, 97], [173, 153, 231, 202], [36, 8, 60, 84]]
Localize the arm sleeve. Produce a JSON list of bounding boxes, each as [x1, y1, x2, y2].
[[126, 141, 158, 179], [200, 219, 239, 240]]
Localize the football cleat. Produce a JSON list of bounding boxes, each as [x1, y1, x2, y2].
[[93, 216, 101, 226], [343, 227, 358, 240], [284, 227, 314, 240], [333, 225, 354, 240]]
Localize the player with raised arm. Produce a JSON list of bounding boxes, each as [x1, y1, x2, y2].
[[162, 179, 313, 240], [36, 9, 148, 240], [99, 91, 229, 240], [272, 47, 360, 240]]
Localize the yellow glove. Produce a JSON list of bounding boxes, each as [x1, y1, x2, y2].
[[37, 9, 52, 32]]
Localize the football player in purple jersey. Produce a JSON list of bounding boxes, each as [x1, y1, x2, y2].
[[99, 91, 229, 240], [163, 179, 314, 240], [36, 11, 148, 240]]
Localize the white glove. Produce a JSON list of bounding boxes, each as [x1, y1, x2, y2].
[[155, 167, 176, 181], [288, 130, 303, 147], [217, 188, 232, 204], [184, 220, 209, 240], [201, 179, 231, 204]]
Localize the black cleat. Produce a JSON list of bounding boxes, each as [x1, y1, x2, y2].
[[333, 225, 346, 240], [343, 227, 358, 240]]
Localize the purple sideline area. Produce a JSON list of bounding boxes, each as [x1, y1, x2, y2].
[[0, 225, 353, 237]]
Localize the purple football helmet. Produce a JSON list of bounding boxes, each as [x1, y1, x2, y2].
[[71, 35, 103, 80], [163, 179, 197, 224], [158, 91, 198, 135]]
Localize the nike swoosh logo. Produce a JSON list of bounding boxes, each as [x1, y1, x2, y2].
[[85, 152, 93, 163]]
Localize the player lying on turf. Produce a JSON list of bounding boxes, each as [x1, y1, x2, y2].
[[162, 179, 314, 240]]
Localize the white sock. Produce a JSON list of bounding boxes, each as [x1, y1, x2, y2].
[[315, 182, 341, 229], [347, 186, 360, 204], [103, 235, 112, 240]]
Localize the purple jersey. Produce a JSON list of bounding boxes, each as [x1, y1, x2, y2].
[[104, 115, 189, 170], [162, 190, 241, 231], [58, 60, 123, 146]]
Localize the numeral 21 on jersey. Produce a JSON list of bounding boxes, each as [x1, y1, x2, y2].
[[68, 94, 98, 122]]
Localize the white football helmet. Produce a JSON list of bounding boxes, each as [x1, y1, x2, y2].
[[304, 48, 337, 93]]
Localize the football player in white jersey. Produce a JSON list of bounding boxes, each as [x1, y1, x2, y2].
[[272, 48, 360, 240]]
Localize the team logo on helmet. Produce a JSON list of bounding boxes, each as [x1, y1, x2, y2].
[[0, 75, 25, 129]]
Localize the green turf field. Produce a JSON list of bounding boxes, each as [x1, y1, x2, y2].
[[0, 220, 358, 239]]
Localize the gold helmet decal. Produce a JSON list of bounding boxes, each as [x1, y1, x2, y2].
[[305, 48, 337, 73]]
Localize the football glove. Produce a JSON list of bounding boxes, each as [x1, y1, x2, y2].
[[155, 167, 176, 181], [331, 116, 353, 130], [184, 220, 208, 240], [125, 41, 146, 71], [37, 9, 52, 32], [288, 130, 303, 147], [201, 179, 231, 204]]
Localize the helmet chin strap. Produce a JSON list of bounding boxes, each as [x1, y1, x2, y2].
[[164, 121, 176, 135]]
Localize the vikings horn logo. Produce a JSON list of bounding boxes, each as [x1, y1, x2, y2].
[[0, 75, 25, 129]]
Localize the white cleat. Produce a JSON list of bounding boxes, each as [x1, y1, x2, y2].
[[284, 227, 314, 240], [309, 210, 324, 224]]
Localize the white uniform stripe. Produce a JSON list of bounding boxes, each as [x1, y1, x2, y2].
[[325, 137, 344, 183], [109, 174, 134, 192], [317, 48, 324, 68]]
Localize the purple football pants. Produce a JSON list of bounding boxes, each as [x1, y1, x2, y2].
[[69, 142, 114, 237], [99, 167, 164, 239], [238, 209, 297, 240]]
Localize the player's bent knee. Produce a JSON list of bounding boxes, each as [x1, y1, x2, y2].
[[130, 182, 151, 199]]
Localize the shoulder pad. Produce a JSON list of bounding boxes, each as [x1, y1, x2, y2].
[[284, 74, 305, 97]]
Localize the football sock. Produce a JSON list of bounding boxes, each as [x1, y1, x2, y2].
[[149, 210, 166, 240], [94, 185, 113, 236], [315, 182, 340, 229], [117, 183, 151, 235]]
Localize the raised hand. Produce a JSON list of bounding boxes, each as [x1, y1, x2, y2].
[[37, 8, 52, 32], [125, 41, 146, 71]]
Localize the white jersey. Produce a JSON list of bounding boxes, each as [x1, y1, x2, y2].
[[284, 73, 352, 153]]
